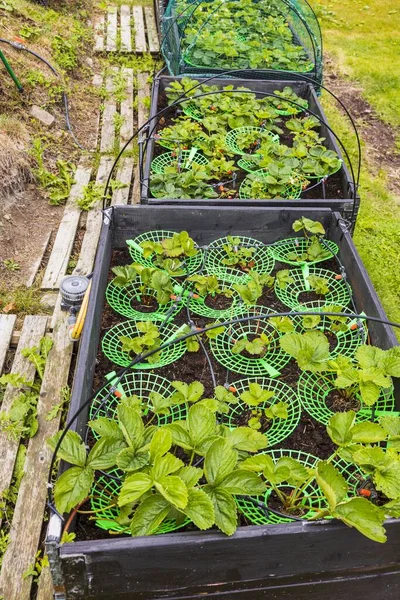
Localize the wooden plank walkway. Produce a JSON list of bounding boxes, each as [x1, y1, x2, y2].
[[94, 5, 160, 54], [133, 71, 150, 204], [0, 315, 16, 374]]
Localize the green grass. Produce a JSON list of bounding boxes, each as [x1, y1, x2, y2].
[[312, 0, 400, 128]]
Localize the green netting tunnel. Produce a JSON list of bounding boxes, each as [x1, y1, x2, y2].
[[297, 371, 395, 426], [205, 235, 275, 284], [89, 371, 186, 432], [127, 230, 204, 276], [151, 150, 209, 174], [269, 237, 339, 266], [106, 278, 179, 320], [290, 308, 368, 359], [91, 473, 190, 534], [101, 319, 187, 368], [209, 307, 290, 377], [225, 127, 279, 156], [239, 170, 303, 201], [274, 266, 352, 310], [237, 451, 364, 525], [187, 277, 244, 319], [223, 377, 301, 446]]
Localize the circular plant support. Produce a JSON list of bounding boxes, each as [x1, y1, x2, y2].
[[223, 377, 301, 446], [205, 235, 274, 284], [89, 371, 185, 429], [91, 473, 190, 534], [225, 127, 279, 157], [291, 308, 368, 359], [237, 451, 364, 525], [298, 370, 395, 426], [237, 158, 260, 173], [269, 237, 339, 266], [101, 319, 187, 368], [182, 101, 203, 121], [187, 278, 243, 320], [127, 230, 203, 276], [209, 307, 290, 377], [274, 266, 352, 310], [239, 169, 303, 200], [105, 278, 178, 321], [151, 150, 209, 175]]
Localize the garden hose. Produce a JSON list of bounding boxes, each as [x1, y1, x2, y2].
[[68, 280, 92, 341], [47, 308, 400, 518], [0, 38, 86, 151]]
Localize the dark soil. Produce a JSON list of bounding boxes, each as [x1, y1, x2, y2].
[[131, 295, 159, 313], [268, 487, 308, 518], [204, 293, 233, 310], [326, 330, 338, 352], [283, 413, 336, 459], [297, 290, 327, 304], [326, 390, 361, 413], [233, 407, 271, 434]]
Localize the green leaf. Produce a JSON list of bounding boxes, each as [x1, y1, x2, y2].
[[118, 403, 145, 449], [129, 494, 170, 537], [204, 438, 237, 487], [176, 466, 203, 488], [327, 411, 356, 446], [226, 427, 268, 452], [240, 454, 273, 472], [165, 423, 192, 450], [350, 422, 387, 444], [188, 404, 217, 447], [315, 461, 348, 510], [382, 498, 400, 518], [149, 428, 172, 461], [118, 473, 153, 506], [205, 487, 237, 536], [280, 331, 330, 372], [88, 417, 124, 442], [116, 448, 149, 472], [379, 415, 400, 437], [373, 461, 400, 499], [87, 438, 125, 470], [275, 457, 309, 485], [358, 380, 381, 406], [182, 488, 215, 530], [47, 430, 87, 467], [333, 498, 386, 543], [155, 475, 188, 509], [218, 469, 266, 495], [151, 452, 184, 480], [54, 466, 94, 514]]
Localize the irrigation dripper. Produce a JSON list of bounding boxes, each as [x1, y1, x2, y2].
[[60, 275, 92, 341]]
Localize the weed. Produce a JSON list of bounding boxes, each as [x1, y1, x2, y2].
[[77, 181, 105, 211], [30, 138, 75, 205], [19, 24, 42, 40], [2, 259, 21, 272], [0, 284, 48, 317], [22, 551, 49, 583]]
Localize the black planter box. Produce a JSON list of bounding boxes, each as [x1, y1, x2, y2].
[[141, 77, 360, 228], [46, 205, 399, 599]]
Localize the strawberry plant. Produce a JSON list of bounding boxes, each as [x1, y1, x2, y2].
[[150, 163, 217, 199], [239, 382, 288, 430], [119, 321, 162, 364], [221, 236, 256, 271], [231, 332, 271, 357], [233, 270, 274, 305]]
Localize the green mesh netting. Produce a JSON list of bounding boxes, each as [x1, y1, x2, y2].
[[101, 319, 187, 368], [237, 451, 364, 525], [182, 101, 204, 121], [239, 170, 303, 201], [209, 307, 290, 377], [151, 150, 209, 174], [291, 309, 368, 359], [187, 278, 243, 319], [156, 132, 208, 150], [274, 266, 352, 310], [205, 235, 275, 284], [106, 278, 178, 321], [91, 473, 190, 534], [89, 371, 186, 434], [298, 371, 395, 425], [225, 127, 279, 156], [237, 158, 260, 173], [269, 237, 339, 266], [127, 230, 203, 276], [223, 377, 301, 446]]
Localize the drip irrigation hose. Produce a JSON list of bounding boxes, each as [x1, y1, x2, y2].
[[0, 38, 86, 151], [47, 309, 400, 516]]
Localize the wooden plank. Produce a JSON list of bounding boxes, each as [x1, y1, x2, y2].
[[106, 6, 117, 52], [41, 165, 92, 290], [132, 72, 150, 204], [100, 69, 117, 153], [92, 74, 103, 152], [26, 230, 52, 288], [36, 565, 54, 600], [73, 156, 114, 277], [0, 311, 73, 600], [112, 157, 134, 205], [120, 4, 132, 52], [120, 67, 134, 149], [0, 315, 16, 374], [0, 316, 48, 518], [94, 13, 105, 52], [144, 6, 160, 53], [132, 6, 147, 53]]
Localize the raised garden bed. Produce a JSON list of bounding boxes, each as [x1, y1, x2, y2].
[[161, 0, 323, 86], [140, 77, 359, 227], [46, 206, 400, 599]]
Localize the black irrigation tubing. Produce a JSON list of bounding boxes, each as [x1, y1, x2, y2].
[[0, 38, 86, 151], [47, 309, 400, 514], [139, 89, 357, 208]]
